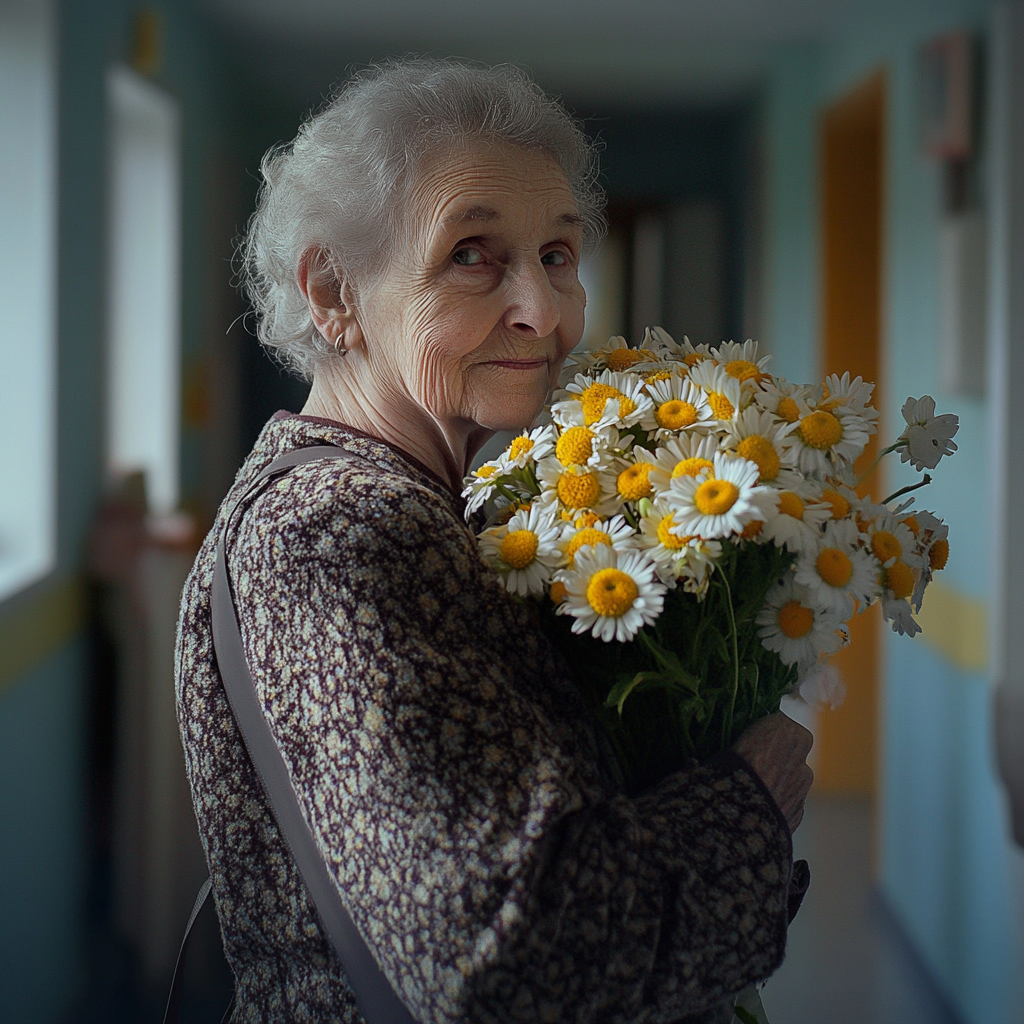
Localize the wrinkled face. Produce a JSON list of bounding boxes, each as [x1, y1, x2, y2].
[[356, 145, 586, 433]]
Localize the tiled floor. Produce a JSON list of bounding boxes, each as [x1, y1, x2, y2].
[[761, 796, 961, 1024]]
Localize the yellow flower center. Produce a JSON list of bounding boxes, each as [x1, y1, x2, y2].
[[575, 510, 601, 529], [886, 560, 915, 599], [707, 391, 735, 420], [656, 514, 689, 549], [820, 488, 850, 520], [499, 529, 539, 570], [605, 347, 652, 372], [475, 464, 498, 479], [556, 468, 601, 509], [508, 435, 535, 460], [586, 567, 639, 617], [617, 463, 653, 502], [871, 530, 902, 563], [776, 396, 800, 423], [817, 547, 853, 588], [581, 383, 635, 424], [655, 399, 698, 430], [929, 538, 949, 571], [549, 580, 568, 605], [566, 527, 612, 562], [672, 457, 714, 478], [695, 478, 740, 516], [741, 519, 764, 539], [725, 359, 761, 382], [778, 600, 815, 639], [683, 352, 705, 367], [778, 492, 805, 519], [903, 515, 920, 537], [555, 426, 596, 466], [735, 434, 781, 481], [799, 410, 843, 450], [644, 370, 673, 385]]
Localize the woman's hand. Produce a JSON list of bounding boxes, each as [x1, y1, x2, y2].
[[732, 713, 814, 834]]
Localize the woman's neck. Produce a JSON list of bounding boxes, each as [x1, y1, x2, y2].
[[301, 366, 492, 493]]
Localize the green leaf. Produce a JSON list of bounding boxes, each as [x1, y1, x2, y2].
[[605, 672, 664, 715], [733, 1008, 759, 1024]]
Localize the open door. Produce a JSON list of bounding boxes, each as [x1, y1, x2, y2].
[[815, 70, 886, 797]]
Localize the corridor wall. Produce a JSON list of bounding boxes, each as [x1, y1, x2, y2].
[[761, 1, 1019, 1022]]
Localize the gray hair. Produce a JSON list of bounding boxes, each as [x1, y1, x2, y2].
[[240, 58, 606, 379]]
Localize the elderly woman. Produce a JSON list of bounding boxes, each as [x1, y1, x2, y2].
[[177, 60, 812, 1024]]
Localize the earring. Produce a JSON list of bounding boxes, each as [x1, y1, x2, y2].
[[333, 335, 347, 357]]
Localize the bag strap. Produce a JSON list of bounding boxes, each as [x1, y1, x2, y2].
[[165, 444, 418, 1024]]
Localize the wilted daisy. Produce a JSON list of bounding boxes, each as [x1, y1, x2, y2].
[[722, 406, 798, 485], [556, 544, 666, 642], [477, 503, 564, 597], [895, 395, 959, 471], [463, 460, 506, 516], [497, 425, 555, 470], [643, 373, 713, 437], [757, 576, 848, 672], [686, 360, 745, 423], [634, 433, 720, 494], [561, 514, 637, 565], [665, 451, 776, 540], [881, 588, 921, 636], [794, 518, 879, 616]]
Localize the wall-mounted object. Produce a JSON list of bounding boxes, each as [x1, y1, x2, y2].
[[939, 210, 987, 397], [920, 30, 974, 161]]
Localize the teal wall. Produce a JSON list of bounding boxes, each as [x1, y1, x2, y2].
[[0, 2, 243, 1018], [761, 2, 1017, 1022]]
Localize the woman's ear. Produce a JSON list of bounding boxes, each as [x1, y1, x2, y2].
[[297, 246, 363, 355]]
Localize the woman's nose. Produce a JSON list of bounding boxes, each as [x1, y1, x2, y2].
[[502, 260, 560, 337]]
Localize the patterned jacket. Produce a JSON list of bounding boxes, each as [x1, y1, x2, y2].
[[175, 413, 796, 1024]]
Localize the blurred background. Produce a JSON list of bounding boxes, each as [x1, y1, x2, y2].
[[2, 0, 1024, 1020]]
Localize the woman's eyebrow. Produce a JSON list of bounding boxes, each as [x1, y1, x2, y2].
[[444, 205, 501, 227]]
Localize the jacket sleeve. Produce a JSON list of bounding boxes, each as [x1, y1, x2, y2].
[[234, 463, 794, 1024]]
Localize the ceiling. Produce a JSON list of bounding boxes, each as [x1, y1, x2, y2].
[[203, 0, 857, 108]]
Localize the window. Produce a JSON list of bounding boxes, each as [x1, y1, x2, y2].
[[105, 66, 182, 515], [0, 0, 58, 599]]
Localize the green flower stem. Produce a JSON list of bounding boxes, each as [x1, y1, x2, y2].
[[495, 483, 522, 505], [854, 442, 900, 488], [881, 474, 931, 505], [716, 566, 740, 747]]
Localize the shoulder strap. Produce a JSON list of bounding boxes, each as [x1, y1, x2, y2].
[[166, 445, 418, 1024]]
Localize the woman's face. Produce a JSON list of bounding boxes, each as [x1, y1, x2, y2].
[[355, 145, 586, 434]]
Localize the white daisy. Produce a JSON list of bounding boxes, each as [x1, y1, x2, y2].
[[565, 337, 658, 377], [497, 425, 555, 470], [535, 456, 622, 516], [752, 376, 812, 427], [477, 503, 564, 597], [642, 374, 714, 437], [634, 433, 720, 494], [721, 406, 797, 485], [762, 489, 832, 555], [896, 395, 959, 471], [757, 576, 848, 672], [709, 339, 772, 385], [881, 590, 921, 637], [561, 513, 637, 566], [686, 360, 745, 423], [822, 372, 880, 427], [554, 369, 653, 431], [637, 499, 722, 588], [556, 544, 666, 642], [794, 518, 880, 616], [781, 398, 874, 479], [547, 414, 619, 468], [664, 451, 777, 540], [462, 461, 508, 517], [865, 514, 924, 570]]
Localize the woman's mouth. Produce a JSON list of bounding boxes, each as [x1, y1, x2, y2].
[[487, 358, 548, 370]]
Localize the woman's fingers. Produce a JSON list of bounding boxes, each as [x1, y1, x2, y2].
[[732, 713, 814, 834]]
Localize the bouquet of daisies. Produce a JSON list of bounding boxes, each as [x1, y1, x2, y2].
[[463, 329, 958, 794]]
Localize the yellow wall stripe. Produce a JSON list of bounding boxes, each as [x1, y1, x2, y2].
[[0, 576, 85, 697], [915, 577, 988, 673]]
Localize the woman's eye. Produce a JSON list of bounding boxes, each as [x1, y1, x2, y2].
[[453, 247, 484, 266], [541, 250, 568, 267]]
